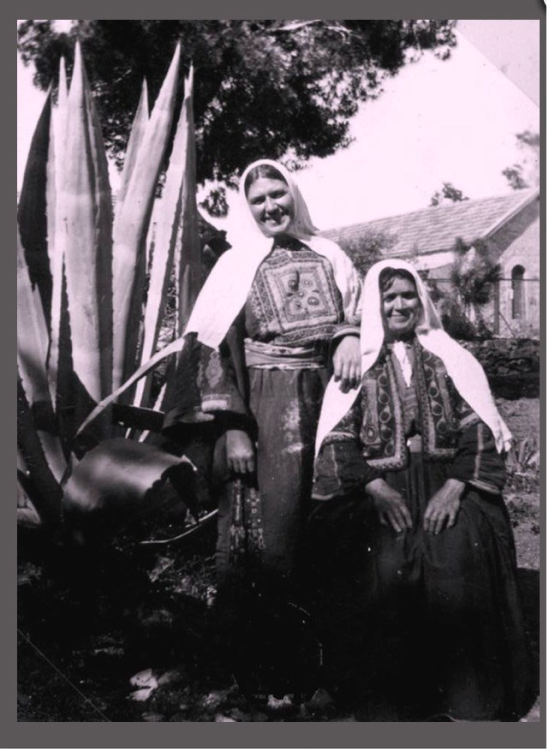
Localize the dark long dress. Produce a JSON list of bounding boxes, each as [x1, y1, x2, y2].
[[308, 339, 533, 720], [164, 238, 359, 695]]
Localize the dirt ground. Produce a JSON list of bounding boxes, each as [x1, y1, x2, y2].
[[17, 398, 541, 723]]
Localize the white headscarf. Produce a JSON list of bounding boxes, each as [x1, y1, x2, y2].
[[238, 158, 319, 238], [184, 158, 361, 348], [315, 258, 512, 454]]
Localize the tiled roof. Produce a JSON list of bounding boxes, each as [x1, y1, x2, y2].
[[321, 189, 538, 256]]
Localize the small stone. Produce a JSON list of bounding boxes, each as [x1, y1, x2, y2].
[[267, 694, 294, 710], [130, 688, 154, 702], [307, 687, 334, 711], [142, 712, 165, 722], [130, 668, 158, 689], [214, 713, 236, 722]]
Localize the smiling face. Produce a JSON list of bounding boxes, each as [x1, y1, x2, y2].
[[381, 275, 422, 340], [246, 177, 295, 237]]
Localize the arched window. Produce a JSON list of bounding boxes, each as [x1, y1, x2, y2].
[[511, 265, 525, 319]]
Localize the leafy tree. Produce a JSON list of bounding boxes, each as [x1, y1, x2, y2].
[[336, 228, 396, 278], [502, 130, 540, 191], [430, 181, 469, 207], [447, 237, 500, 338], [18, 20, 456, 213]]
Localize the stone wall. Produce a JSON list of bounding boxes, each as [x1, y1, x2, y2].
[[462, 338, 540, 399]]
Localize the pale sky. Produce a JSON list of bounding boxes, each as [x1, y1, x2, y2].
[[17, 20, 539, 240]]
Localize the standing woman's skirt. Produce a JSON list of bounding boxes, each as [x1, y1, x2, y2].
[[215, 366, 329, 697]]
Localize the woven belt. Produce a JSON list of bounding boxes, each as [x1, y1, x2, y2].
[[244, 339, 327, 370]]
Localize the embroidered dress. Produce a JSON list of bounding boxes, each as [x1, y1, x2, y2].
[[166, 239, 355, 573], [308, 339, 533, 720], [163, 237, 359, 696]]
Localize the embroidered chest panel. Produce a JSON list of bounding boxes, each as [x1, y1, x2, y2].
[[360, 356, 407, 471], [414, 345, 462, 459], [247, 248, 344, 344], [359, 343, 478, 469]]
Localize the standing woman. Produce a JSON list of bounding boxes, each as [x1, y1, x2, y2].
[[163, 159, 361, 696], [309, 259, 533, 720]]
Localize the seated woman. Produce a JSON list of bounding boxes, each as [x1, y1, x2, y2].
[[308, 259, 533, 721], [162, 159, 362, 698]]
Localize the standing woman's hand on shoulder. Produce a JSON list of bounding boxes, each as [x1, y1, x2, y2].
[[333, 335, 361, 393], [226, 429, 256, 475]]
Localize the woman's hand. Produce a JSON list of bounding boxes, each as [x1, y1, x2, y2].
[[366, 478, 412, 533], [423, 478, 466, 534], [333, 335, 361, 393], [226, 429, 256, 475]]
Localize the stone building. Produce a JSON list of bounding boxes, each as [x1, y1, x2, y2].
[[323, 188, 540, 338]]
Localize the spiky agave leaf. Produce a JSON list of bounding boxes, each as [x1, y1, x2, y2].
[[115, 78, 149, 217], [75, 336, 186, 439], [17, 375, 63, 527], [112, 42, 181, 392], [135, 66, 198, 408], [162, 67, 203, 411], [17, 227, 67, 483], [61, 41, 113, 420], [174, 67, 202, 337], [47, 56, 68, 272], [17, 87, 53, 326], [46, 56, 69, 410]]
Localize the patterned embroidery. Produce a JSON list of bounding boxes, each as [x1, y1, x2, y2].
[[247, 248, 344, 344], [415, 344, 469, 460], [415, 345, 457, 460], [198, 348, 232, 411], [361, 357, 407, 471], [439, 361, 480, 430], [228, 479, 265, 566], [361, 378, 380, 448], [205, 350, 223, 388], [352, 342, 483, 468]]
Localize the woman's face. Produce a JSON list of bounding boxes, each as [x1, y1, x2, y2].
[[246, 177, 295, 237], [381, 276, 422, 339]]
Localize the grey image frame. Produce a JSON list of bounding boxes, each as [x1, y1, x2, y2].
[[7, 2, 545, 747]]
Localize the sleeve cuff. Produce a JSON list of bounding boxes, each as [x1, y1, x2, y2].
[[332, 324, 360, 341], [466, 478, 502, 495]]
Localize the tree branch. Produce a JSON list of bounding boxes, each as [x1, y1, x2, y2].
[[271, 20, 350, 36]]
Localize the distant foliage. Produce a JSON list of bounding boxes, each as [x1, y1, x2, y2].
[[430, 182, 469, 207], [18, 20, 457, 215], [337, 229, 397, 278], [502, 130, 540, 191], [450, 238, 501, 308], [441, 238, 500, 339]]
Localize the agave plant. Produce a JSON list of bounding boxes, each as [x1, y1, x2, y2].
[[506, 437, 540, 475], [17, 41, 202, 537]]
